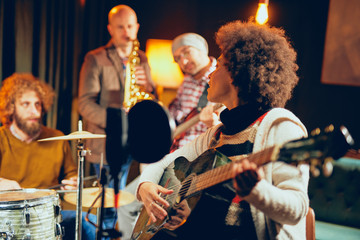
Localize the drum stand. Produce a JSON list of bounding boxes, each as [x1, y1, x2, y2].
[[75, 139, 90, 240], [38, 120, 106, 240]]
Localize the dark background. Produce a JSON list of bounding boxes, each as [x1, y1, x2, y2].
[[1, 0, 359, 149]]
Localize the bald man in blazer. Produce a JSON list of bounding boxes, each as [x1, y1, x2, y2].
[[78, 5, 156, 168]]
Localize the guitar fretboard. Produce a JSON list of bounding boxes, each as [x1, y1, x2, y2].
[[185, 146, 279, 197]]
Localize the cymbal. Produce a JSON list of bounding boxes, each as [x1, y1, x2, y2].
[[63, 187, 135, 208], [38, 131, 106, 141]]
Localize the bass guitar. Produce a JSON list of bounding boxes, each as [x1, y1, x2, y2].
[[131, 125, 354, 240]]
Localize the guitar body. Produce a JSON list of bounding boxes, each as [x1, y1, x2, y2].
[[131, 125, 354, 240], [131, 149, 231, 240]]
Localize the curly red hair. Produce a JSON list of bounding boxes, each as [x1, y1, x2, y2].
[[0, 73, 55, 126]]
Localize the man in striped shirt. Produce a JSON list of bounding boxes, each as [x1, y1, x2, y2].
[[169, 33, 222, 151]]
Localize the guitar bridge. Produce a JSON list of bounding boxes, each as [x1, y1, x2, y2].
[[146, 215, 170, 233]]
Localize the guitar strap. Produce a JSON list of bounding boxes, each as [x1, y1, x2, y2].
[[225, 110, 269, 227], [196, 83, 209, 111]]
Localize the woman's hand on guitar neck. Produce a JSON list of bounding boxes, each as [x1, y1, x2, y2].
[[138, 182, 174, 223], [232, 159, 265, 197]]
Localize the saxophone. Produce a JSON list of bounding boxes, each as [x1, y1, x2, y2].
[[123, 39, 154, 110]]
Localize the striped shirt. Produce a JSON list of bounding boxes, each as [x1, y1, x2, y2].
[[169, 57, 217, 150]]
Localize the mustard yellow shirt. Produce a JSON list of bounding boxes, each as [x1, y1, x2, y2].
[[0, 126, 77, 189]]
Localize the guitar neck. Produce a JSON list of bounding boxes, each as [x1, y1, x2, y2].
[[173, 115, 201, 139], [173, 103, 224, 139], [185, 146, 279, 197]]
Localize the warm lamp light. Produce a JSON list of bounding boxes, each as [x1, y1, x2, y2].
[[146, 39, 184, 88], [256, 0, 269, 25]]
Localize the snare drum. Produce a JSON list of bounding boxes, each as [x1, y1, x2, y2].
[[0, 189, 63, 240]]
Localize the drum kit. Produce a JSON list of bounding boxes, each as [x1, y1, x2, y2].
[[0, 100, 175, 240], [0, 121, 135, 240]]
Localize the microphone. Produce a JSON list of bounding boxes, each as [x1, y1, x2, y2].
[[106, 100, 175, 177], [100, 100, 175, 238], [105, 107, 128, 179], [127, 100, 175, 164]]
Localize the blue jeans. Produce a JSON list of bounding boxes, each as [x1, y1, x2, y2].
[[93, 158, 131, 190], [61, 210, 97, 240], [92, 156, 132, 237]]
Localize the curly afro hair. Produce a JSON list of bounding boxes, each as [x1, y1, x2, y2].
[[215, 21, 299, 110], [0, 73, 55, 126]]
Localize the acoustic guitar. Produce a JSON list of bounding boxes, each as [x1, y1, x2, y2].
[[131, 125, 354, 240]]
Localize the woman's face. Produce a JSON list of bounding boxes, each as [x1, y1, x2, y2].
[[208, 55, 239, 109]]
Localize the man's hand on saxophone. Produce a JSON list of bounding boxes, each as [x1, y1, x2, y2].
[[134, 65, 148, 86], [134, 65, 155, 94]]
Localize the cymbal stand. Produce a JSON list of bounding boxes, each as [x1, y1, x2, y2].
[[75, 121, 91, 240]]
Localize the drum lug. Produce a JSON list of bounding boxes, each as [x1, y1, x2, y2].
[[24, 204, 30, 225], [55, 223, 64, 237], [54, 205, 61, 217], [0, 232, 12, 240], [1, 222, 14, 240]]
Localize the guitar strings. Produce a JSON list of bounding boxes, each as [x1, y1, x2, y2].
[[163, 161, 236, 201], [156, 147, 277, 204]]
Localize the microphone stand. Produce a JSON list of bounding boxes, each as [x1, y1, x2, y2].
[[96, 167, 123, 240], [96, 167, 107, 240]]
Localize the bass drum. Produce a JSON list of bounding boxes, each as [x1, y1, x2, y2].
[[0, 189, 63, 240]]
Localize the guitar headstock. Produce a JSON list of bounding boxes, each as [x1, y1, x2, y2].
[[278, 125, 354, 177]]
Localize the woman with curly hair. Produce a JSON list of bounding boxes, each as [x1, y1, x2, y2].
[[135, 21, 308, 240]]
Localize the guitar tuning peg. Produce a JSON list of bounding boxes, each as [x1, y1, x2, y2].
[[310, 162, 320, 177], [324, 124, 334, 133], [311, 128, 321, 136], [322, 157, 334, 177], [310, 165, 320, 177]]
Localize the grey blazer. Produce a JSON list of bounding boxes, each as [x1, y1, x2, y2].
[[78, 41, 156, 164]]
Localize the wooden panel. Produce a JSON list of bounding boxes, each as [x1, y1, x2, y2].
[[321, 0, 360, 86]]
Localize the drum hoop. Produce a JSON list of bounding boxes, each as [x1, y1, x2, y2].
[[0, 188, 58, 210]]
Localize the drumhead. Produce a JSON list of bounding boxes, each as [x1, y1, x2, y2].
[[0, 189, 57, 209]]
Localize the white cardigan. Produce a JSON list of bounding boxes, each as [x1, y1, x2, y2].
[[137, 108, 309, 239]]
